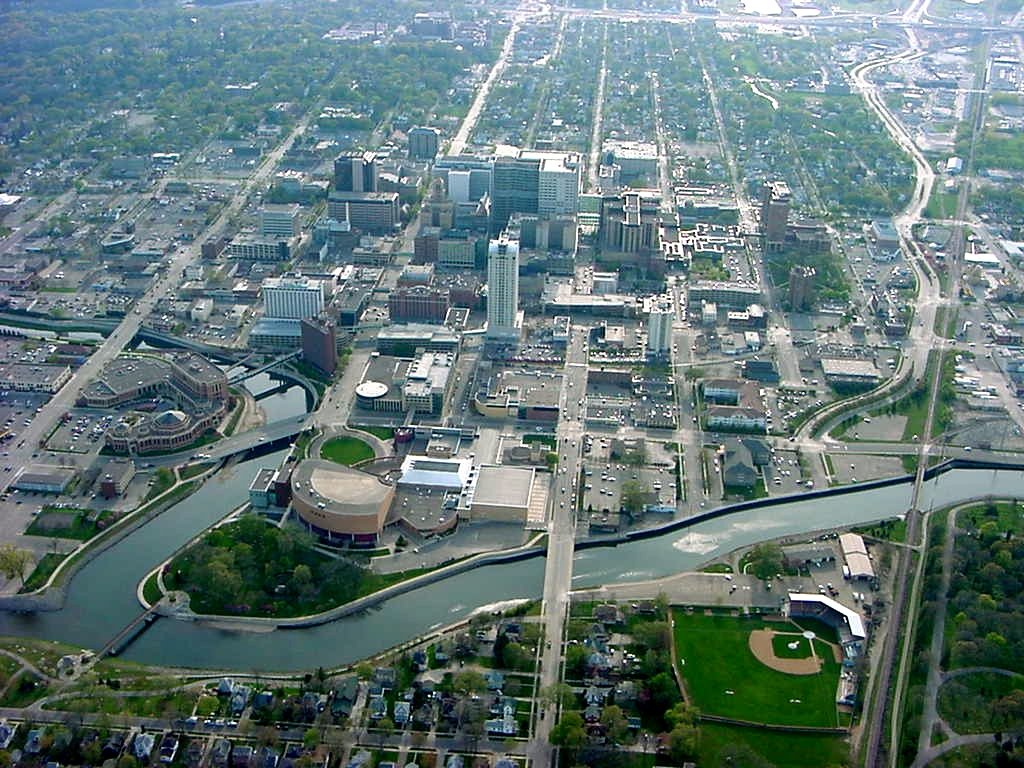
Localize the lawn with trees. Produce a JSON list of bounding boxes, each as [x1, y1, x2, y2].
[[165, 516, 421, 617]]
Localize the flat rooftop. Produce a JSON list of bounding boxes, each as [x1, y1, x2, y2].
[[471, 465, 534, 508]]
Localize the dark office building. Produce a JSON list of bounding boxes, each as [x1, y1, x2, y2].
[[300, 315, 338, 375], [491, 155, 539, 231], [334, 151, 379, 193], [408, 126, 441, 160]]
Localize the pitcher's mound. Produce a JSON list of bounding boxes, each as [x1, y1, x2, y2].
[[748, 629, 822, 675]]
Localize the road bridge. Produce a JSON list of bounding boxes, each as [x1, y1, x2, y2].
[[227, 351, 302, 385]]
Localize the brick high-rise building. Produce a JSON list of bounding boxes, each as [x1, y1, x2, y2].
[[788, 265, 815, 310], [300, 315, 338, 375], [761, 180, 791, 253], [388, 285, 451, 323]]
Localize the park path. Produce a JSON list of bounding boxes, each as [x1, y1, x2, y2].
[[916, 504, 959, 758]]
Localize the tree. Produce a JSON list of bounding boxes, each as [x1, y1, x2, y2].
[[302, 727, 319, 750], [549, 711, 586, 753], [453, 670, 486, 696], [565, 644, 588, 679], [539, 683, 575, 710], [502, 641, 527, 671], [747, 542, 785, 580], [633, 621, 669, 651], [600, 705, 628, 745], [0, 545, 33, 587], [290, 564, 312, 592], [620, 480, 651, 516], [668, 722, 700, 763]]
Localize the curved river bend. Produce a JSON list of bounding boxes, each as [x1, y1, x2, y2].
[[0, 453, 1018, 671]]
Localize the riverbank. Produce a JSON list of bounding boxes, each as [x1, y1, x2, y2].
[[0, 463, 218, 613]]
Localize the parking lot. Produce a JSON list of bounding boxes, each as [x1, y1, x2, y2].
[[45, 409, 116, 454], [765, 448, 812, 494]]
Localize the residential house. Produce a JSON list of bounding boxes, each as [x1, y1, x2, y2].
[[484, 702, 517, 736], [184, 740, 206, 768], [231, 744, 254, 768], [132, 732, 156, 763], [210, 739, 232, 768], [393, 701, 411, 725], [230, 685, 251, 715], [24, 729, 43, 754], [331, 677, 359, 718], [485, 670, 505, 691], [159, 734, 180, 764], [256, 747, 280, 768], [592, 605, 622, 625], [102, 732, 127, 760], [0, 721, 17, 750], [369, 695, 388, 720]]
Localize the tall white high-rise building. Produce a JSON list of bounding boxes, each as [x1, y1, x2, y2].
[[263, 276, 325, 320], [645, 296, 674, 356], [486, 234, 521, 341]]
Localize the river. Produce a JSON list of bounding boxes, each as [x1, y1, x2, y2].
[[0, 457, 1017, 671]]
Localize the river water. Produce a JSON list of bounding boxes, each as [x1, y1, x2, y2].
[[0, 455, 1017, 671]]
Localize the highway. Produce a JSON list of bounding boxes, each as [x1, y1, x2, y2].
[[529, 324, 588, 767]]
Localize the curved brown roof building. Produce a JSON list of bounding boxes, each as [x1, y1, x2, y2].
[[291, 459, 393, 546]]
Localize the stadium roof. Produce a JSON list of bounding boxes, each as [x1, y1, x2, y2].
[[788, 593, 866, 639]]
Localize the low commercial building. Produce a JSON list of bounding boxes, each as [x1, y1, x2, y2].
[[474, 369, 562, 422], [356, 351, 455, 416], [376, 324, 460, 357], [821, 358, 882, 389], [705, 406, 767, 432], [687, 280, 762, 310], [13, 465, 77, 494], [0, 363, 72, 394], [839, 532, 876, 581], [460, 465, 543, 524], [291, 459, 393, 546], [99, 458, 136, 499], [248, 467, 278, 508], [226, 235, 293, 262]]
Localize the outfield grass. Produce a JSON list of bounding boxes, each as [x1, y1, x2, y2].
[[771, 633, 813, 659], [698, 722, 849, 768], [672, 610, 840, 727], [320, 436, 374, 466]]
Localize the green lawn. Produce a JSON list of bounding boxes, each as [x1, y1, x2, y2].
[[356, 425, 395, 441], [672, 610, 841, 727], [771, 633, 813, 659], [320, 436, 374, 466], [143, 570, 162, 605], [698, 722, 850, 768], [25, 507, 113, 540], [20, 553, 67, 592]]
